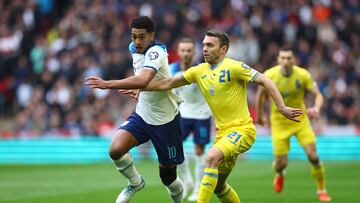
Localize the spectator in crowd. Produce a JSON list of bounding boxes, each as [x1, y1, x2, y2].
[[0, 0, 359, 138]]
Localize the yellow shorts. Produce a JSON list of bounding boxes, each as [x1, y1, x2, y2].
[[272, 125, 316, 155], [214, 123, 256, 174]]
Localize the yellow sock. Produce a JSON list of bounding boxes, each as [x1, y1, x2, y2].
[[311, 163, 326, 190], [216, 183, 241, 203], [198, 167, 218, 203]]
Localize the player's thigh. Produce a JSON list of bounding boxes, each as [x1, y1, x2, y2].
[[295, 126, 316, 147], [110, 112, 151, 159], [180, 117, 194, 141], [151, 114, 184, 165], [110, 129, 139, 155], [214, 124, 256, 173], [271, 128, 292, 156], [194, 117, 211, 146]]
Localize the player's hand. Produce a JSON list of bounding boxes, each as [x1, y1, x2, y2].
[[118, 89, 140, 101], [278, 106, 303, 122], [257, 116, 268, 126], [85, 76, 108, 89], [307, 107, 320, 119]]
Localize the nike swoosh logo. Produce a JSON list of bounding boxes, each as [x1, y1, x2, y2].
[[202, 182, 213, 186]]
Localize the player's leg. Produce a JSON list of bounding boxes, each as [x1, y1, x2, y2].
[[297, 128, 331, 202], [273, 154, 287, 193], [160, 164, 184, 203], [271, 129, 291, 193], [214, 173, 240, 203], [187, 118, 211, 201], [198, 124, 255, 203], [197, 146, 223, 203], [178, 118, 194, 198], [111, 113, 150, 203], [152, 114, 185, 203]]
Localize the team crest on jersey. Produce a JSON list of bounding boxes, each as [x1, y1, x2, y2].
[[148, 51, 159, 60], [296, 79, 301, 89], [242, 63, 251, 70], [209, 85, 215, 96]]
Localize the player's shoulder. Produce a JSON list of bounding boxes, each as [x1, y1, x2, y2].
[[146, 42, 167, 53], [293, 65, 311, 78], [224, 58, 242, 66], [194, 62, 207, 69], [144, 42, 167, 59], [264, 65, 280, 76]]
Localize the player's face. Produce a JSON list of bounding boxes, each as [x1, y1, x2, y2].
[[177, 42, 195, 68], [278, 51, 295, 69], [202, 36, 226, 65], [131, 28, 154, 54]]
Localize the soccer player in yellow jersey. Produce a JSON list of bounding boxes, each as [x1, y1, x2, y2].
[[256, 47, 332, 202], [141, 30, 302, 203]]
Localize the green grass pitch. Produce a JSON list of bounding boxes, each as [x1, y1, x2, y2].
[[0, 160, 359, 203]]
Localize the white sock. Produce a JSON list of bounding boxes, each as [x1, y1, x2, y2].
[[166, 176, 184, 203], [193, 154, 205, 193], [113, 153, 142, 186], [178, 155, 193, 186]]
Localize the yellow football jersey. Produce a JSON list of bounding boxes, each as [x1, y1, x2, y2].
[[264, 65, 314, 127], [181, 58, 260, 130]]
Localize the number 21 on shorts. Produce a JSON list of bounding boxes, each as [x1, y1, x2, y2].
[[227, 131, 241, 145]]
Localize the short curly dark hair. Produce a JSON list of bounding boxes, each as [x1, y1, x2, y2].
[[131, 16, 155, 33]]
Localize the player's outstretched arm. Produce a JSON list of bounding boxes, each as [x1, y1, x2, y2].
[[255, 86, 268, 126], [254, 74, 303, 122], [85, 69, 156, 90], [143, 75, 188, 91]]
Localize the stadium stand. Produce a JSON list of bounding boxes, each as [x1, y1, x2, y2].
[[0, 0, 359, 139]]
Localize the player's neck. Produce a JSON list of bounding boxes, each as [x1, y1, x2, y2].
[[209, 56, 225, 67], [280, 66, 293, 77]]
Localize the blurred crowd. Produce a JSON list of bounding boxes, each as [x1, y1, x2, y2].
[[0, 0, 359, 138]]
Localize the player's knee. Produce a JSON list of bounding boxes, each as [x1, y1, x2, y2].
[[109, 143, 127, 160], [275, 159, 287, 170], [159, 165, 177, 186], [205, 151, 222, 168], [195, 145, 205, 156], [307, 152, 319, 165]]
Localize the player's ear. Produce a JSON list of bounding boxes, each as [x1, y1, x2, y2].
[[149, 32, 155, 39], [221, 45, 228, 54]]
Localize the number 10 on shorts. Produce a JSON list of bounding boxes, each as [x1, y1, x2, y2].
[[167, 146, 177, 159]]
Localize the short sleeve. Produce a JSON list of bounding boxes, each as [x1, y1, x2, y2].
[[303, 70, 315, 91], [143, 46, 166, 72], [234, 61, 260, 83], [181, 65, 198, 84]]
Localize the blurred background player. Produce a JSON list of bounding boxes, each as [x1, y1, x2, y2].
[[85, 16, 184, 203], [256, 47, 331, 202], [141, 30, 303, 203], [169, 38, 212, 201]]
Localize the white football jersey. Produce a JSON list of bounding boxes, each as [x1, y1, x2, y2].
[[170, 62, 212, 119], [129, 42, 180, 125]]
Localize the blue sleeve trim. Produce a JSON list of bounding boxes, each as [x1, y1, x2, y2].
[[249, 72, 261, 83], [143, 66, 158, 72], [180, 73, 190, 84]]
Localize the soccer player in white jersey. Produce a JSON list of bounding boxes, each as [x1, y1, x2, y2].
[[85, 16, 184, 203], [169, 38, 212, 202]]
